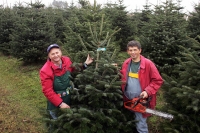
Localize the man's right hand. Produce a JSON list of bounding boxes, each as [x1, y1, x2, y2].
[[59, 102, 70, 108]]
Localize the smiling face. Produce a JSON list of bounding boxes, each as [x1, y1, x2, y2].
[[48, 48, 62, 65], [127, 46, 141, 62]]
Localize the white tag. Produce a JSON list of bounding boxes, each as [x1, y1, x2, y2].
[[97, 48, 106, 51]]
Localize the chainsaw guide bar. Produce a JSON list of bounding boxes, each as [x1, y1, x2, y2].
[[145, 108, 173, 120], [124, 97, 174, 120]]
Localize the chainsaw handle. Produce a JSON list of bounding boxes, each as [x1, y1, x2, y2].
[[124, 97, 147, 113]]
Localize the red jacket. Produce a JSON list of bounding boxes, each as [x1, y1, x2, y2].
[[120, 55, 163, 117], [40, 56, 74, 107]]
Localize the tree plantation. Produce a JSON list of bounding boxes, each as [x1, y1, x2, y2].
[[0, 0, 199, 132]]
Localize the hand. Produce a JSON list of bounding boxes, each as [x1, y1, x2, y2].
[[85, 54, 94, 65], [111, 63, 118, 67], [140, 91, 148, 99], [59, 102, 70, 108]]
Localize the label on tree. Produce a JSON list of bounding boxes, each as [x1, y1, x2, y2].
[[97, 48, 106, 51]]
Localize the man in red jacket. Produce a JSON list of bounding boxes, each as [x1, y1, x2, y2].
[[40, 44, 93, 119], [120, 40, 163, 133]]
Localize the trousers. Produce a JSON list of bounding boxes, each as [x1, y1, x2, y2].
[[134, 112, 148, 133]]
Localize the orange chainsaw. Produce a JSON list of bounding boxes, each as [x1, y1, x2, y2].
[[124, 96, 174, 120]]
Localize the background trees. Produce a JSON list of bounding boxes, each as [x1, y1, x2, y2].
[[9, 2, 56, 63], [160, 3, 200, 132], [161, 37, 200, 132], [0, 7, 14, 55], [103, 1, 134, 51], [187, 4, 200, 39], [139, 1, 188, 77]]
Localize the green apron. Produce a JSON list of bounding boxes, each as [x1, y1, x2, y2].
[[47, 71, 71, 110]]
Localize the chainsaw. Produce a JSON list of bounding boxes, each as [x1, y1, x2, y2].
[[124, 96, 174, 120]]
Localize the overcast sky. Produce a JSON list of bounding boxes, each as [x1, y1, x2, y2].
[[1, 0, 200, 13]]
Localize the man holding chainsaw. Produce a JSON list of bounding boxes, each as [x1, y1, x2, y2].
[[120, 40, 163, 133], [40, 44, 93, 119]]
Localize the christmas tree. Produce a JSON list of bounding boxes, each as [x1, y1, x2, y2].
[[9, 1, 56, 63], [139, 0, 188, 77], [44, 9, 137, 133], [187, 3, 200, 38], [62, 0, 116, 61], [161, 36, 200, 132], [0, 7, 14, 55], [103, 0, 134, 51]]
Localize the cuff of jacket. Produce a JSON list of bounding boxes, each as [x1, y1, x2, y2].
[[83, 62, 88, 69]]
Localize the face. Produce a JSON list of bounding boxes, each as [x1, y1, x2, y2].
[[127, 46, 141, 61], [48, 48, 62, 64]]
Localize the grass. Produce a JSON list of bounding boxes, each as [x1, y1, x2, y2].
[[0, 53, 46, 133], [148, 90, 166, 133]]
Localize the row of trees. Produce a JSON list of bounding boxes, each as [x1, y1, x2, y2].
[[0, 0, 199, 132]]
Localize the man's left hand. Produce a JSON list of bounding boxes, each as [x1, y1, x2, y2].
[[85, 54, 94, 65]]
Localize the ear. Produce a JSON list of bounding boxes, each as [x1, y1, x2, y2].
[[127, 50, 129, 55], [60, 49, 63, 55], [127, 48, 129, 53], [139, 48, 142, 53], [47, 53, 50, 59]]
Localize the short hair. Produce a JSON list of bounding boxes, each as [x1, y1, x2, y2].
[[127, 40, 141, 50]]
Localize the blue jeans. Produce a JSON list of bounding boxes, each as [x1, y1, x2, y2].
[[134, 112, 148, 133], [47, 110, 58, 133], [49, 110, 58, 120]]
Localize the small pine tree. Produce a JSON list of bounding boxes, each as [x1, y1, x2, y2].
[[46, 7, 67, 44], [161, 36, 200, 132], [62, 0, 117, 60], [103, 0, 134, 51], [0, 7, 14, 55], [9, 2, 56, 63], [187, 3, 200, 38], [139, 0, 188, 77], [45, 13, 137, 133]]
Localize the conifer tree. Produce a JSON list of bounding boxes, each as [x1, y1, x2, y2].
[[139, 0, 188, 77], [137, 3, 152, 35], [160, 36, 200, 132], [0, 7, 14, 55], [126, 3, 153, 43], [62, 0, 116, 61], [44, 11, 137, 133], [9, 2, 56, 63], [45, 7, 67, 44], [103, 0, 134, 51], [187, 3, 200, 39]]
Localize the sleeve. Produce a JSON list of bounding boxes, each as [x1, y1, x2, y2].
[[144, 62, 163, 96], [40, 69, 63, 107]]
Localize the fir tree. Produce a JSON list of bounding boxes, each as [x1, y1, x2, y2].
[[46, 7, 67, 44], [9, 2, 56, 63], [0, 7, 14, 55], [126, 2, 153, 43], [139, 0, 188, 77], [103, 0, 134, 51], [187, 3, 200, 39], [161, 36, 200, 132], [137, 3, 153, 35], [44, 13, 138, 133], [62, 0, 116, 61]]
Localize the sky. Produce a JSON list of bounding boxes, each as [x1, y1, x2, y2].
[[1, 0, 200, 13]]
